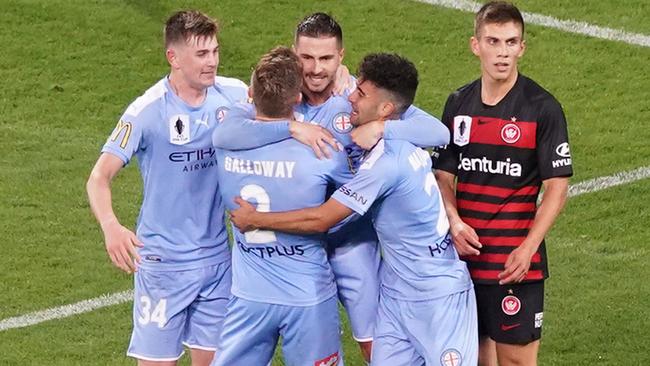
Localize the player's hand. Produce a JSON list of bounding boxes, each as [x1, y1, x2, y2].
[[102, 221, 143, 274], [230, 197, 258, 232], [350, 120, 385, 150], [332, 64, 353, 95], [498, 245, 535, 285], [289, 121, 341, 159], [449, 218, 482, 256]]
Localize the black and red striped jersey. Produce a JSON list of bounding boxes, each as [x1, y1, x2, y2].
[[435, 74, 573, 284]]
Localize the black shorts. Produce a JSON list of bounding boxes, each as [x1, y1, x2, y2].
[[474, 281, 544, 345]]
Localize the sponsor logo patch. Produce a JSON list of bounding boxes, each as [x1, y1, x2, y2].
[[453, 115, 472, 146], [555, 142, 571, 157], [169, 114, 190, 145], [315, 351, 339, 366], [502, 295, 521, 316], [535, 312, 544, 328], [501, 123, 521, 144], [500, 323, 521, 331], [332, 112, 352, 133], [440, 348, 462, 366]]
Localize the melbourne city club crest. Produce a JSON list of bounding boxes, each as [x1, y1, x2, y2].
[[169, 114, 190, 145], [453, 115, 472, 146], [332, 112, 352, 133]]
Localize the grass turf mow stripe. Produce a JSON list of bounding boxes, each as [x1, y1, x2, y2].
[[415, 0, 650, 47], [2, 166, 649, 332]]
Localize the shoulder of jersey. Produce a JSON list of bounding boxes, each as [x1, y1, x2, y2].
[[215, 76, 247, 91], [519, 74, 561, 106], [124, 78, 168, 117]]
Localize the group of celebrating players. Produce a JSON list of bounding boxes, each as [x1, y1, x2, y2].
[[86, 2, 573, 365]]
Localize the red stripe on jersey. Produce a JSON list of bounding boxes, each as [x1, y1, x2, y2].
[[469, 269, 545, 281], [464, 253, 541, 263], [457, 183, 539, 198], [470, 117, 537, 148], [457, 199, 536, 213], [464, 217, 533, 230], [479, 236, 526, 246]]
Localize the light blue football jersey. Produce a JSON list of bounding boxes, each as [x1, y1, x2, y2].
[[102, 76, 247, 270], [331, 139, 473, 301], [215, 108, 353, 306]]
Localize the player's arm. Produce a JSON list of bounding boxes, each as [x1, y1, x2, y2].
[[498, 177, 569, 284], [351, 105, 449, 150], [435, 170, 482, 256], [86, 153, 143, 273], [213, 102, 339, 159], [230, 196, 353, 234]]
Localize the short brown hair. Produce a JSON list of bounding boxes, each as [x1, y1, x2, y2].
[[251, 47, 303, 119], [474, 1, 524, 37], [164, 10, 218, 48]]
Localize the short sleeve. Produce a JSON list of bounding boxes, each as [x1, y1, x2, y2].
[[536, 97, 574, 180]]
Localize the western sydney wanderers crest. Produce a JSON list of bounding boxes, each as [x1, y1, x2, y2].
[[501, 123, 521, 144], [169, 114, 190, 145], [332, 112, 352, 133], [440, 349, 462, 366], [453, 115, 472, 146], [502, 295, 521, 316]]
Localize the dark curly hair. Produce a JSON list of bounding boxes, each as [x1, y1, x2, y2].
[[358, 53, 418, 114]]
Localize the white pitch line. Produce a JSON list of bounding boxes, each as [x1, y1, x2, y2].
[[568, 166, 650, 197], [2, 167, 650, 332], [415, 0, 650, 47], [0, 290, 132, 332]]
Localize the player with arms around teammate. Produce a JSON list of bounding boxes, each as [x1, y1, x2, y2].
[[229, 53, 478, 366], [434, 2, 573, 366], [86, 10, 247, 366], [210, 47, 350, 366], [212, 13, 449, 363]]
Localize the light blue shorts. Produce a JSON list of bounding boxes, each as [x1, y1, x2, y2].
[[211, 296, 342, 366], [127, 261, 232, 361], [371, 289, 478, 366], [330, 238, 381, 342]]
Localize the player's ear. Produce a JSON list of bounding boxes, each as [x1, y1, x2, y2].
[[470, 36, 480, 57], [166, 48, 179, 69], [379, 101, 396, 120], [518, 39, 526, 58], [338, 46, 345, 61], [247, 86, 253, 99], [295, 92, 303, 105]]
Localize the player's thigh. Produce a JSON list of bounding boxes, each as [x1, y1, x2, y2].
[[407, 289, 478, 366], [474, 282, 544, 346], [330, 239, 381, 341], [496, 340, 540, 366], [371, 294, 423, 366], [281, 296, 342, 366], [184, 261, 232, 352], [128, 268, 203, 361], [210, 297, 278, 366]]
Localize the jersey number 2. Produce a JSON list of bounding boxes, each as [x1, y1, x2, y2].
[[240, 184, 277, 243]]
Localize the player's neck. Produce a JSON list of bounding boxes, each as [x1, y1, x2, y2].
[[168, 73, 207, 107], [302, 84, 334, 106], [480, 71, 518, 106], [255, 112, 292, 122]]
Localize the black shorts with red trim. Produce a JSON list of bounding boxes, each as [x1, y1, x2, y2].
[[475, 281, 544, 345]]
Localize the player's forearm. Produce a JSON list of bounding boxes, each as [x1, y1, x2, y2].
[[251, 207, 333, 234], [213, 103, 290, 149], [86, 172, 120, 229], [522, 177, 569, 251], [435, 171, 462, 224], [385, 106, 450, 148]]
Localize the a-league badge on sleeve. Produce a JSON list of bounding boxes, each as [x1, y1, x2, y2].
[[453, 115, 472, 146]]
